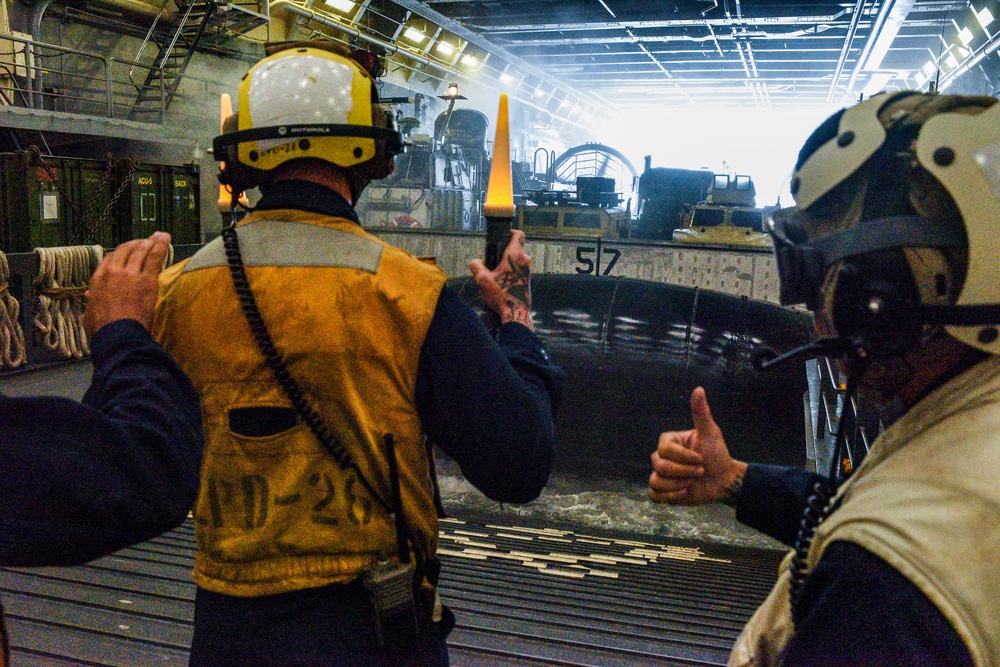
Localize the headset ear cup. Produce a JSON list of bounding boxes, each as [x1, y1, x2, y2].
[[357, 105, 398, 180], [830, 257, 925, 356], [830, 263, 864, 339], [217, 111, 268, 194]]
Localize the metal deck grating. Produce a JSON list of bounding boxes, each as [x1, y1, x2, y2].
[[1, 518, 783, 666]]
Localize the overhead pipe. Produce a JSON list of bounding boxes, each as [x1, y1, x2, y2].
[[507, 29, 829, 47], [826, 0, 867, 105], [939, 29, 1000, 92], [30, 0, 55, 39], [844, 0, 914, 98], [476, 10, 854, 35], [87, 0, 175, 22], [33, 0, 173, 33], [27, 0, 56, 108]]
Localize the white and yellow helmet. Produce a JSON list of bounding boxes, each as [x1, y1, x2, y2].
[[768, 92, 1000, 357], [214, 41, 402, 197]]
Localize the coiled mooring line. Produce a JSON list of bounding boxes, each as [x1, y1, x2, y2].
[[33, 245, 104, 359], [0, 251, 26, 369]]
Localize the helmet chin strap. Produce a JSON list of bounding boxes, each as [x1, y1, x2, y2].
[[346, 172, 370, 207]]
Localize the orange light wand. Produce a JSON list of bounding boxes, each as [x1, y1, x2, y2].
[[483, 94, 515, 270], [218, 93, 249, 223]]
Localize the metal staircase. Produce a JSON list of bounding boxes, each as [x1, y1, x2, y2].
[[128, 1, 215, 122], [129, 1, 269, 122]]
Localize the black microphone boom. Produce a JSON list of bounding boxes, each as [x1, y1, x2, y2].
[[752, 337, 858, 371]]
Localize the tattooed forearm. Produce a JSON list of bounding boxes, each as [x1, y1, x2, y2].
[[719, 473, 744, 508], [503, 297, 531, 326]]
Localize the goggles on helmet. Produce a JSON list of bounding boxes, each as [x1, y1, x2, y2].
[[767, 207, 966, 311]]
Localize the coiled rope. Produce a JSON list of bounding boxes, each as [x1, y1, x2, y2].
[[0, 250, 26, 369], [33, 245, 104, 359]]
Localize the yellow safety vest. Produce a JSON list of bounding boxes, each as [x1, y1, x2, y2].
[[153, 208, 447, 597], [730, 356, 1000, 667]]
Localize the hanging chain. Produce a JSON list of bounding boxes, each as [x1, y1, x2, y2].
[[30, 147, 121, 245], [75, 154, 119, 245], [85, 156, 138, 245]]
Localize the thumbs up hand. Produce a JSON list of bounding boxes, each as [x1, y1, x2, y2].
[[648, 387, 748, 506]]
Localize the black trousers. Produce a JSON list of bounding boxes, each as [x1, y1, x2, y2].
[[188, 580, 450, 667]]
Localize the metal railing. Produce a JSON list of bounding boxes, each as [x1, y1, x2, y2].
[[805, 356, 881, 478], [0, 32, 169, 123]]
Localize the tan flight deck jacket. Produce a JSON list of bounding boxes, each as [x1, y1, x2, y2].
[[153, 209, 447, 597], [729, 355, 1000, 667]]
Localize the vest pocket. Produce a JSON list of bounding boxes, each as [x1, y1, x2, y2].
[[229, 406, 298, 437]]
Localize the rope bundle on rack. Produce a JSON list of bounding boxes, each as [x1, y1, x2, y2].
[[0, 250, 26, 369], [33, 245, 104, 359]]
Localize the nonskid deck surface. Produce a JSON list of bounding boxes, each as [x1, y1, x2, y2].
[[0, 518, 782, 667], [1, 362, 784, 665]]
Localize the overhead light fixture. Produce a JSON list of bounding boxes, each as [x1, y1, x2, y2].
[[923, 60, 937, 76], [500, 73, 514, 85], [956, 45, 971, 59], [403, 27, 426, 44], [976, 7, 994, 29], [461, 55, 479, 68], [324, 0, 354, 12], [436, 82, 466, 101], [436, 42, 455, 56], [959, 26, 975, 45], [534, 86, 545, 97], [944, 53, 960, 69], [915, 71, 928, 86]]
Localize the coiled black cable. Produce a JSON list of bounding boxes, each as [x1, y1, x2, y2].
[[221, 224, 393, 517]]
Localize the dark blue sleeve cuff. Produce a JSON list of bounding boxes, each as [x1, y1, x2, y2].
[[736, 463, 824, 546], [89, 319, 153, 365]]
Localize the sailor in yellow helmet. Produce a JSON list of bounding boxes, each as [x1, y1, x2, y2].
[[152, 41, 562, 666], [649, 92, 1000, 666]]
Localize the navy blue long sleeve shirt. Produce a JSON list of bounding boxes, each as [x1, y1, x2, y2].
[[0, 319, 203, 567], [737, 464, 973, 667]]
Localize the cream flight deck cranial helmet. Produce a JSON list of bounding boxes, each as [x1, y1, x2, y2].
[[767, 91, 1000, 363], [213, 41, 404, 204]]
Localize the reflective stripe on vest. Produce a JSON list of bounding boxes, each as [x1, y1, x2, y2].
[[184, 220, 384, 273]]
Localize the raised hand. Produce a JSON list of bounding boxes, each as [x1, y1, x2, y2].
[[84, 232, 172, 336], [649, 386, 748, 506], [469, 229, 533, 330]]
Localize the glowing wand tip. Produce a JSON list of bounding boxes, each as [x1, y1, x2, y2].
[[483, 93, 515, 219]]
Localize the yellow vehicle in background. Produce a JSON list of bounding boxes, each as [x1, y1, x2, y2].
[[516, 177, 631, 239], [672, 173, 773, 247]]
